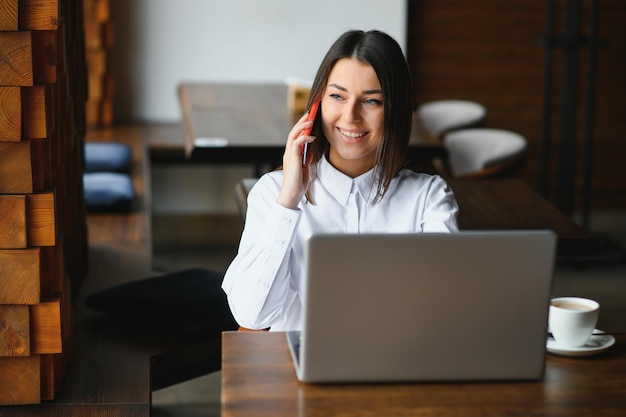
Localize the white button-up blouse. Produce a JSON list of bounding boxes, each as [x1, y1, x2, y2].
[[222, 156, 459, 331]]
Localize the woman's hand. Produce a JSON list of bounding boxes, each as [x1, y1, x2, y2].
[[276, 111, 317, 209]]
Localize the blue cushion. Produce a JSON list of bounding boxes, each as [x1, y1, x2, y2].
[[85, 142, 133, 173], [83, 172, 135, 212]]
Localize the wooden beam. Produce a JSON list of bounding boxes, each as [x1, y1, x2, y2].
[[26, 193, 55, 247], [0, 248, 40, 305], [0, 141, 33, 194], [0, 0, 18, 31], [39, 354, 55, 400], [39, 245, 63, 297], [88, 73, 103, 100], [83, 0, 109, 25], [0, 355, 40, 405], [0, 86, 21, 141], [0, 305, 30, 357], [31, 30, 56, 84], [0, 31, 33, 86], [0, 195, 27, 249], [0, 193, 54, 248], [30, 298, 62, 354], [95, 0, 110, 23], [86, 49, 106, 75], [28, 127, 46, 191], [21, 86, 46, 139], [102, 19, 114, 48], [18, 0, 58, 30]]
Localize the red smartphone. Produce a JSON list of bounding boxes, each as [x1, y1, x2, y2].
[[301, 99, 320, 166]]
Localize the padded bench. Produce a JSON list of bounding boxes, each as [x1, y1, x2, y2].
[[83, 141, 136, 212]]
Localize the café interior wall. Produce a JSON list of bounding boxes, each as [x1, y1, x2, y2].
[[110, 0, 407, 214]]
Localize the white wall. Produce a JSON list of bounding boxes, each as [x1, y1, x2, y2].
[[110, 0, 407, 122], [109, 0, 407, 214]]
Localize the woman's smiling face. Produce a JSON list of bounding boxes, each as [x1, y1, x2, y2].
[[320, 58, 384, 178]]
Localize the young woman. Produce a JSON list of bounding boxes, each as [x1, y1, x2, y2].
[[222, 30, 458, 331]]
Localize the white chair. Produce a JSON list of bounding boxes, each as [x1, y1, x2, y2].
[[417, 100, 487, 139], [440, 128, 528, 179]]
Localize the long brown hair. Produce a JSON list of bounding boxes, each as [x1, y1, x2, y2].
[[306, 30, 413, 202]]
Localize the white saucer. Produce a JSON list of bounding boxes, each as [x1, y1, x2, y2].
[[547, 330, 616, 357]]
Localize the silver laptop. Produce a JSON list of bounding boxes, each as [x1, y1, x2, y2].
[[287, 230, 556, 383]]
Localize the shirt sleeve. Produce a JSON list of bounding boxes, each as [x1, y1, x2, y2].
[[221, 174, 302, 329], [421, 175, 460, 233]]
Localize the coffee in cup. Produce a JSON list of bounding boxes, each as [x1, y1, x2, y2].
[[548, 297, 599, 347]]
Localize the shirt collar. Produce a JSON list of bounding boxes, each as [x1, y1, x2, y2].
[[317, 155, 378, 206]]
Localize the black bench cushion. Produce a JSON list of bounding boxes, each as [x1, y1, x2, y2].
[[84, 268, 239, 335]]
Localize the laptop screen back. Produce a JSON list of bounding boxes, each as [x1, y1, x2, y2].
[[293, 230, 556, 383]]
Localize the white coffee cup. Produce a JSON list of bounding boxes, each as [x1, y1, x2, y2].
[[549, 297, 599, 347]]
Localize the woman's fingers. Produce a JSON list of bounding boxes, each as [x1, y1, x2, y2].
[[288, 114, 314, 142], [277, 115, 316, 209], [285, 117, 314, 164]]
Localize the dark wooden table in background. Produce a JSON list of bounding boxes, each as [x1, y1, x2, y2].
[[222, 331, 626, 417], [449, 179, 597, 257], [170, 82, 447, 174], [181, 82, 595, 258], [234, 177, 597, 258]]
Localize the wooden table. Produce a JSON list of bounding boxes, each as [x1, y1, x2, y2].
[[173, 82, 446, 174], [222, 331, 626, 417], [448, 179, 597, 257], [234, 178, 597, 258]]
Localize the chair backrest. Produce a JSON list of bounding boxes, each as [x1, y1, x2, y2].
[[234, 178, 259, 221], [417, 100, 487, 138], [443, 128, 528, 178]]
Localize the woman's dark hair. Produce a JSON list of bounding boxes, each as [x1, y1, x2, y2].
[[306, 29, 413, 201]]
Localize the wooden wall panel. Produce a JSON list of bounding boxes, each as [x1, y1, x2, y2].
[[0, 0, 86, 405], [0, 9, 65, 406], [407, 0, 626, 211]]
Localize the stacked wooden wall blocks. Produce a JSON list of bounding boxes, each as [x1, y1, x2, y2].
[[83, 0, 113, 127], [0, 0, 88, 405]]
